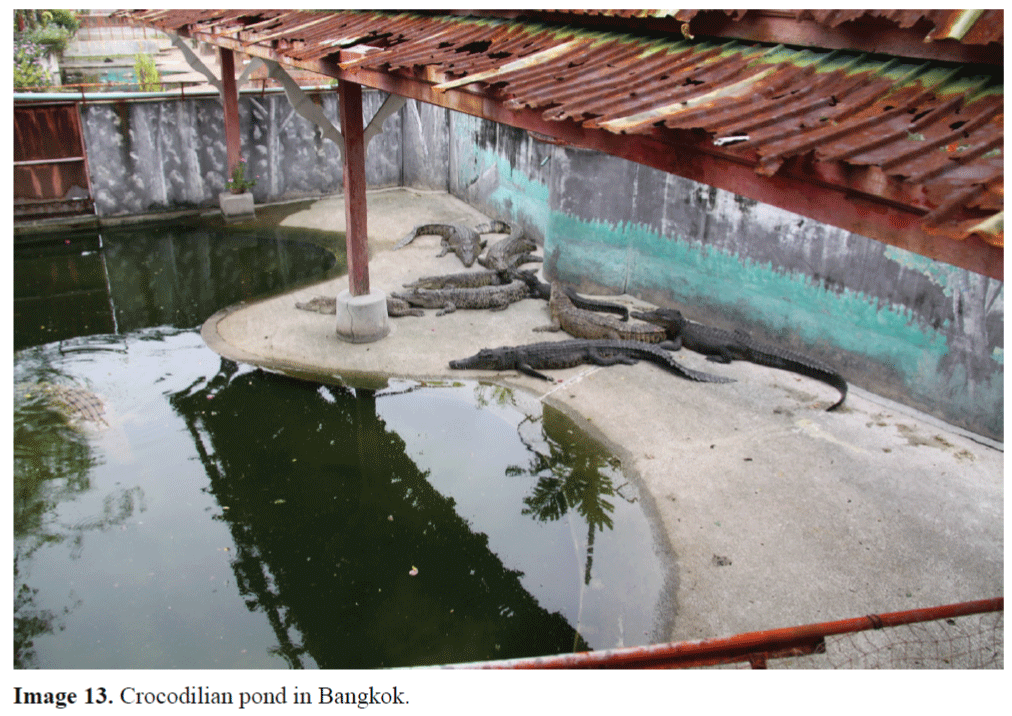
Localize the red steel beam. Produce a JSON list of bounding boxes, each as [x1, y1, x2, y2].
[[339, 78, 370, 296], [184, 33, 1002, 280], [219, 47, 241, 177], [336, 61, 1003, 281]]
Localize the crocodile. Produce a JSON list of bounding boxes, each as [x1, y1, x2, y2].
[[393, 223, 486, 267], [402, 269, 507, 290], [474, 220, 541, 273], [509, 270, 630, 321], [449, 339, 736, 383], [295, 295, 423, 318], [632, 307, 847, 411], [19, 382, 109, 427], [536, 281, 667, 342], [391, 277, 531, 316]]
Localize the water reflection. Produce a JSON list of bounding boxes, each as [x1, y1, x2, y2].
[[13, 223, 670, 668], [167, 362, 589, 667], [14, 222, 342, 351]]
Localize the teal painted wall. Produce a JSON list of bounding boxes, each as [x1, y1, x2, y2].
[[445, 113, 1003, 440]]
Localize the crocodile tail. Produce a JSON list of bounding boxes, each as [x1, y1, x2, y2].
[[393, 225, 423, 250], [632, 345, 735, 383], [748, 350, 847, 410]]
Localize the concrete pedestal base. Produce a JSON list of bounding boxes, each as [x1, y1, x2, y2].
[[219, 191, 255, 222], [335, 289, 390, 343]]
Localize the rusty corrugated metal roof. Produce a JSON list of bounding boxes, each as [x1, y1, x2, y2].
[[794, 9, 1004, 45], [117, 9, 1003, 251], [652, 9, 1004, 46]]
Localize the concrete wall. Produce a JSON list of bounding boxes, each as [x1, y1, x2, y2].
[[81, 90, 402, 216], [76, 94, 1002, 439], [444, 113, 1004, 441]]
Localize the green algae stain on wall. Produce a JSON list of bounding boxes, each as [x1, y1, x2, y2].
[[453, 123, 551, 232], [547, 212, 633, 288], [485, 150, 550, 231], [557, 213, 952, 380]]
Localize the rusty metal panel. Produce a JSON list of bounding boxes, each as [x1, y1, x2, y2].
[[13, 103, 94, 218]]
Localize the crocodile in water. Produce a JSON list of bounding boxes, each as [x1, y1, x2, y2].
[[449, 339, 735, 383], [632, 307, 847, 411], [19, 382, 108, 427], [536, 281, 667, 342], [393, 223, 487, 267]]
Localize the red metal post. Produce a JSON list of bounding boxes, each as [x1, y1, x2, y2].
[[219, 47, 241, 177], [339, 79, 370, 296]]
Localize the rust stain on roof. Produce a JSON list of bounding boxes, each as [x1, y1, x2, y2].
[[118, 9, 1003, 250]]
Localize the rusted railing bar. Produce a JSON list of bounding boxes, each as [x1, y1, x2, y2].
[[14, 157, 86, 167], [453, 597, 1002, 669]]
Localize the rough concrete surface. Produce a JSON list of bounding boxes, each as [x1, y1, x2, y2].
[[202, 189, 1003, 649]]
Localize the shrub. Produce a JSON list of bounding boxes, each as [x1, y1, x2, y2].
[[225, 160, 257, 194], [49, 9, 80, 33], [134, 53, 162, 92], [14, 35, 52, 90]]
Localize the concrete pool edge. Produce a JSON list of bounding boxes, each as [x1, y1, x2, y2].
[[197, 190, 1003, 649]]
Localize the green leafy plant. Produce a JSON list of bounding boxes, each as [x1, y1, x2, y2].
[[225, 160, 257, 194], [48, 9, 80, 33], [13, 9, 80, 89], [14, 36, 53, 90], [133, 53, 161, 92]]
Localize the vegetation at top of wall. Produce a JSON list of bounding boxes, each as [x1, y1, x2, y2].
[[133, 53, 162, 92], [13, 9, 80, 90]]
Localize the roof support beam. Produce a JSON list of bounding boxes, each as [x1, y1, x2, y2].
[[219, 48, 241, 178], [334, 61, 1003, 281], [339, 79, 370, 296], [262, 59, 345, 157], [181, 33, 1002, 280]]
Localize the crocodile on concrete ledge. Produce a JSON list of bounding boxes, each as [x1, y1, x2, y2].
[[449, 339, 736, 383], [391, 277, 531, 316], [402, 269, 508, 290], [295, 295, 423, 317], [536, 281, 667, 342], [631, 307, 847, 411], [510, 270, 630, 321], [393, 222, 487, 267], [474, 220, 542, 273]]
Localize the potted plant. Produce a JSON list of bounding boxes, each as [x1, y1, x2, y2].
[[225, 159, 257, 194], [219, 159, 257, 221]]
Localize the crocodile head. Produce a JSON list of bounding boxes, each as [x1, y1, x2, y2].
[[449, 346, 513, 371], [630, 307, 687, 330]]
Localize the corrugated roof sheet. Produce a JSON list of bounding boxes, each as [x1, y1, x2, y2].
[[570, 9, 1004, 46], [794, 9, 1004, 45], [118, 9, 1003, 250]]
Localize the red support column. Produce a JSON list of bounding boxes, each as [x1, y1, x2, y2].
[[339, 79, 370, 296], [219, 47, 241, 177]]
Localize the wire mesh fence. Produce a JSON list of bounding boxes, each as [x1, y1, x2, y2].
[[712, 606, 1003, 669], [458, 597, 1003, 669]]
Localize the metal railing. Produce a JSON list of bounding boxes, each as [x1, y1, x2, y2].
[[450, 597, 1003, 669]]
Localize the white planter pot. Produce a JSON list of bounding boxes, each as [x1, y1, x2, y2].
[[219, 191, 255, 222]]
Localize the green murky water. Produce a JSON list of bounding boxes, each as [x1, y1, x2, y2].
[[13, 222, 671, 669]]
